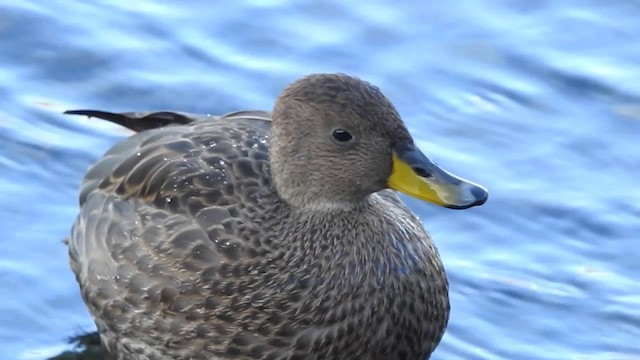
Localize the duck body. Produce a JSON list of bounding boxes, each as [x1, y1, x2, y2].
[[68, 74, 487, 360], [70, 110, 448, 360]]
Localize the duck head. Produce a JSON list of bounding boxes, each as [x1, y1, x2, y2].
[[270, 73, 488, 211]]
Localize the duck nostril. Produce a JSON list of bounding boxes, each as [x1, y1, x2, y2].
[[412, 167, 433, 178]]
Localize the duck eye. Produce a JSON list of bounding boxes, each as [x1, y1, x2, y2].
[[332, 129, 353, 142]]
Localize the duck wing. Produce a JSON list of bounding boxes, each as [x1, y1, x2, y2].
[[67, 109, 276, 357], [64, 109, 271, 132]]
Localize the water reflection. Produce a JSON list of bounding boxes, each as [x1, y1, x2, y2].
[[47, 332, 105, 360]]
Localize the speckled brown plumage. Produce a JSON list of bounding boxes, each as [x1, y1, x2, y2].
[[67, 74, 451, 360]]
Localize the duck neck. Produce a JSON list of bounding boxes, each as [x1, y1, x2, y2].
[[276, 195, 381, 253], [269, 159, 366, 213]]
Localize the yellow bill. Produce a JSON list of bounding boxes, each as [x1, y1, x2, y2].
[[388, 146, 488, 209]]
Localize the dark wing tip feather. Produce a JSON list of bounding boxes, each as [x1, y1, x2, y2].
[[64, 109, 196, 132]]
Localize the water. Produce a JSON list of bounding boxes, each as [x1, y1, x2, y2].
[[1, 1, 639, 359]]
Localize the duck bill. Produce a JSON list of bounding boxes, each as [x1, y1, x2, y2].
[[388, 145, 488, 209]]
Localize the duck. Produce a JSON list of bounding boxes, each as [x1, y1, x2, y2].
[[66, 73, 488, 360]]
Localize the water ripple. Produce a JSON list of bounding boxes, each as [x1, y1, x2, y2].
[[0, 0, 639, 359]]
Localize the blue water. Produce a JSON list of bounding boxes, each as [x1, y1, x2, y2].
[[1, 1, 639, 359]]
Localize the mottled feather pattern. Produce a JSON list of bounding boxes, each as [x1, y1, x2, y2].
[[68, 82, 451, 359]]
